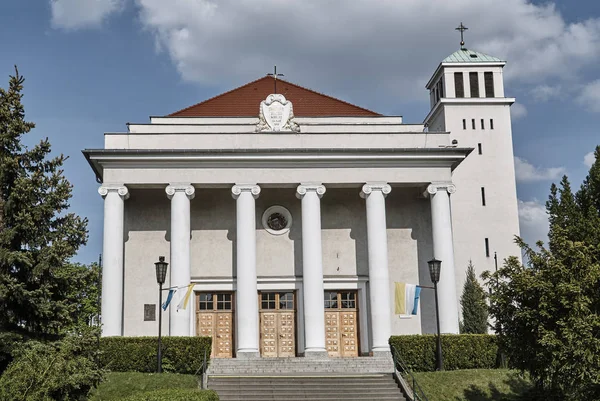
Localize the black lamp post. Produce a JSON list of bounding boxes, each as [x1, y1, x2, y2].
[[428, 258, 444, 371], [155, 256, 168, 373]]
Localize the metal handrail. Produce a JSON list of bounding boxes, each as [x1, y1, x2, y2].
[[195, 347, 208, 389], [390, 344, 430, 401]]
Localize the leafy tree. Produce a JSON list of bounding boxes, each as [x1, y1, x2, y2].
[[484, 146, 600, 400], [459, 260, 488, 334], [0, 334, 104, 400], [0, 68, 92, 372]]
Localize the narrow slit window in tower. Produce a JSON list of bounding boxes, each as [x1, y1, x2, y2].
[[485, 238, 490, 257], [478, 143, 482, 154], [481, 187, 486, 206], [472, 119, 476, 129], [463, 119, 466, 130], [490, 119, 494, 129], [481, 119, 485, 129]]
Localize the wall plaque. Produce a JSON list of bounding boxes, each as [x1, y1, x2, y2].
[[144, 304, 156, 321]]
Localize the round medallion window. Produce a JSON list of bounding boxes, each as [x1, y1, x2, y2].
[[262, 206, 292, 235]]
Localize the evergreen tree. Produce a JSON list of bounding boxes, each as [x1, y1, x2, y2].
[[459, 260, 488, 334], [483, 145, 600, 400], [0, 68, 91, 371]]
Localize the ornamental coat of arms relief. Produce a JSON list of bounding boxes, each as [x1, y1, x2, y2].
[[256, 94, 300, 132]]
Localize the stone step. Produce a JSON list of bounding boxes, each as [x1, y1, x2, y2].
[[217, 397, 403, 401], [208, 357, 395, 375], [208, 374, 405, 401]]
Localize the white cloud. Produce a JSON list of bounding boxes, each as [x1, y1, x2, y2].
[[584, 151, 596, 168], [518, 199, 549, 246], [50, 0, 125, 30], [514, 156, 565, 182], [511, 102, 528, 120], [577, 79, 600, 112], [123, 0, 600, 110], [530, 84, 561, 102]]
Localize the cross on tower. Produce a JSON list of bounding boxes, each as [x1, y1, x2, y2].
[[267, 66, 284, 94], [455, 22, 468, 50]]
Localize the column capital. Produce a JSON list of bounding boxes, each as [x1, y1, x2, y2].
[[166, 184, 195, 200], [425, 182, 456, 196], [360, 183, 391, 199], [98, 185, 129, 200], [232, 184, 261, 199], [296, 184, 326, 199]]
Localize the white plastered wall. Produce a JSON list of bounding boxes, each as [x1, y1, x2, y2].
[[445, 103, 521, 307], [121, 187, 436, 338]]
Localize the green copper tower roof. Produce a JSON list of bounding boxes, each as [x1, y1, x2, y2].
[[443, 49, 503, 63]]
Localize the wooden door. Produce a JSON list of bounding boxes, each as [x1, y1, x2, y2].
[[324, 291, 358, 358], [259, 292, 296, 357], [196, 293, 234, 358]]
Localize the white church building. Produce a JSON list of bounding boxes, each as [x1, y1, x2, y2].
[[84, 46, 520, 359]]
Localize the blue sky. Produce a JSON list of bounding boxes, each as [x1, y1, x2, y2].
[[1, 0, 598, 264]]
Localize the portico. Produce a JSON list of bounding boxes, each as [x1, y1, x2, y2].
[[93, 170, 465, 357], [85, 81, 474, 359]]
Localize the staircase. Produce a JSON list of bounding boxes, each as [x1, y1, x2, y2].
[[209, 375, 405, 401], [207, 357, 406, 401]]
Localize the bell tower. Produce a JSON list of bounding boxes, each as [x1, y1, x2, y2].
[[424, 27, 521, 316]]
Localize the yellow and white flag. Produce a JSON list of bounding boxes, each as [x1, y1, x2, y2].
[[177, 284, 195, 311], [395, 282, 421, 315]]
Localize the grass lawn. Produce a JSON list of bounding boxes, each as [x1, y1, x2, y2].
[[412, 369, 532, 401], [89, 372, 199, 400]]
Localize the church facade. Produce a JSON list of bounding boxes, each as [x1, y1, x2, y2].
[[84, 47, 520, 358]]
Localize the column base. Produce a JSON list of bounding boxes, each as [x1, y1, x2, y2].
[[371, 348, 393, 359], [236, 350, 260, 359], [304, 349, 329, 359]]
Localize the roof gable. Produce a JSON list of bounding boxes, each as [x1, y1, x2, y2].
[[169, 76, 380, 117]]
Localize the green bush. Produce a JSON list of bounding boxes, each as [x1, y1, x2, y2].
[[389, 334, 498, 372], [117, 389, 219, 401], [0, 335, 104, 401], [100, 337, 211, 374]]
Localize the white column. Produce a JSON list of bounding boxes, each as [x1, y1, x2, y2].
[[297, 184, 327, 357], [98, 185, 129, 337], [427, 183, 460, 334], [360, 183, 392, 354], [232, 184, 261, 358], [166, 184, 195, 336]]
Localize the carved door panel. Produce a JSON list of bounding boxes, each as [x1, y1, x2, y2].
[[196, 293, 234, 358], [325, 311, 340, 357], [215, 312, 233, 358], [340, 311, 358, 357], [259, 292, 296, 357], [324, 291, 358, 358], [260, 312, 278, 357], [278, 312, 295, 357]]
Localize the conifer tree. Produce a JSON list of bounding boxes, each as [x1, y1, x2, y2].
[[484, 145, 600, 400], [459, 260, 488, 334], [0, 68, 91, 370]]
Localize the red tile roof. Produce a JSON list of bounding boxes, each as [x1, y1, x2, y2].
[[169, 76, 380, 117]]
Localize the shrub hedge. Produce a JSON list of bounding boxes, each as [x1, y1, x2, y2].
[[389, 334, 498, 372], [117, 389, 219, 401], [100, 337, 211, 374]]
